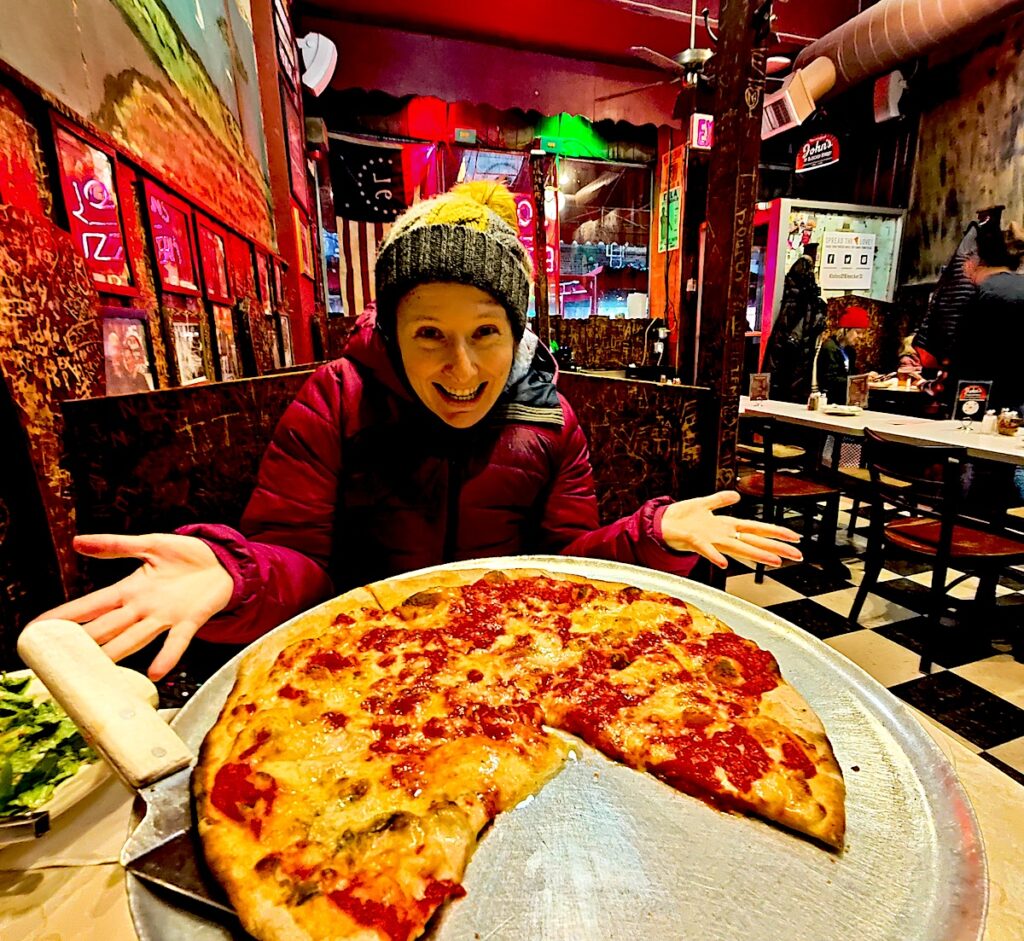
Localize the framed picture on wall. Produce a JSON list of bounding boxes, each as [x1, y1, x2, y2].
[[52, 118, 135, 294], [196, 216, 232, 303], [168, 312, 208, 386], [272, 0, 301, 92], [211, 303, 242, 381], [100, 307, 155, 395], [273, 257, 286, 308], [294, 206, 314, 277], [255, 251, 273, 317], [225, 231, 255, 300], [279, 313, 294, 367], [143, 180, 201, 295], [281, 87, 308, 211]]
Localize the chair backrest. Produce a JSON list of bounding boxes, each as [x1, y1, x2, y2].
[[738, 417, 802, 507], [861, 428, 963, 511], [861, 427, 965, 554]]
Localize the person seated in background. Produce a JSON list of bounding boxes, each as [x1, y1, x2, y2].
[[815, 307, 875, 405], [33, 181, 803, 681]]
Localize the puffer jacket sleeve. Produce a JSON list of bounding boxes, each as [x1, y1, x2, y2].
[[178, 363, 345, 644], [540, 397, 698, 577]]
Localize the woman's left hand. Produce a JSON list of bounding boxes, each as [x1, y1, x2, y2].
[[660, 491, 803, 570]]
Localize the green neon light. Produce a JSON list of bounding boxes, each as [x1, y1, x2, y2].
[[535, 113, 609, 159]]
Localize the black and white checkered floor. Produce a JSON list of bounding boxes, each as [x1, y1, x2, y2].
[[726, 496, 1024, 790]]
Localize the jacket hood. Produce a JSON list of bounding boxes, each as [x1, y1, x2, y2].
[[343, 305, 563, 428]]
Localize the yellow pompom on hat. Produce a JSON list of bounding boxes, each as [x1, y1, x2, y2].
[[375, 181, 533, 341]]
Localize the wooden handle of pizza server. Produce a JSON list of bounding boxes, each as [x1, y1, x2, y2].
[[17, 619, 193, 790]]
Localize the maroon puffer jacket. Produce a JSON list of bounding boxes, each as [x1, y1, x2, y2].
[[184, 311, 696, 644]]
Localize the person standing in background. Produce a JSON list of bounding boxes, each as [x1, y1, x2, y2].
[[816, 307, 871, 406], [958, 222, 1024, 414], [762, 256, 828, 403]]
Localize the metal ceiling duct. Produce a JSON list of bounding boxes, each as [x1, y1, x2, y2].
[[794, 0, 1024, 100]]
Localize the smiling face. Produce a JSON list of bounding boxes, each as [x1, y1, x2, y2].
[[396, 282, 516, 428]]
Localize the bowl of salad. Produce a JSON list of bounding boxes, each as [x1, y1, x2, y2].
[[0, 668, 157, 824]]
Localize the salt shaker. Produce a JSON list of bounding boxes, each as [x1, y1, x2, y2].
[[981, 410, 997, 434]]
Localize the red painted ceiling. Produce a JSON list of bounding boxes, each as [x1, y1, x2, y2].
[[299, 0, 867, 68]]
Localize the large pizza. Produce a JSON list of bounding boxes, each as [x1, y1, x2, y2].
[[194, 568, 846, 941]]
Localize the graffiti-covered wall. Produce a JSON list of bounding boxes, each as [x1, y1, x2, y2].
[[904, 16, 1024, 284], [0, 0, 273, 246]]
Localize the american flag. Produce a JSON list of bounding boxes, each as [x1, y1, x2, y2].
[[337, 219, 391, 317], [328, 136, 408, 316]]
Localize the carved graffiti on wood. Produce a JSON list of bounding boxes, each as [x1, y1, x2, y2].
[[0, 205, 106, 593]]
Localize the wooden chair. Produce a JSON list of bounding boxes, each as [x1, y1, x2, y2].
[[849, 429, 1024, 670], [735, 418, 841, 583]]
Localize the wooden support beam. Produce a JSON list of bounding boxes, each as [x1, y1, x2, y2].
[[530, 152, 553, 348], [696, 0, 772, 490]]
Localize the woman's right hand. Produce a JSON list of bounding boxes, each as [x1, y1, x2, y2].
[[30, 533, 235, 681]]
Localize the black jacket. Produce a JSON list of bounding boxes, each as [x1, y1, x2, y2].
[[818, 337, 855, 405], [763, 257, 827, 403]]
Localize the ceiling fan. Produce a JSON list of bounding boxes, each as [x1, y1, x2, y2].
[[629, 0, 714, 89]]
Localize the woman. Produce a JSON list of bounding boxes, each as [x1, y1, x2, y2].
[[37, 183, 801, 680], [816, 306, 871, 406]]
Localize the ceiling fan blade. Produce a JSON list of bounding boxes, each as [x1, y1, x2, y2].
[[594, 77, 678, 103], [630, 45, 687, 74]]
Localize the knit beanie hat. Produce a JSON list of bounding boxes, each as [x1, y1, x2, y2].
[[838, 306, 870, 329], [374, 182, 533, 343]]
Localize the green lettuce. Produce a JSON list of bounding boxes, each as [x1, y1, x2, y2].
[[0, 673, 98, 816]]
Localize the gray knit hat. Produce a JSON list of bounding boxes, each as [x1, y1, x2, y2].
[[374, 182, 533, 342]]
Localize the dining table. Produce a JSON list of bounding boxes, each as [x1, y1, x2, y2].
[[740, 397, 1024, 466]]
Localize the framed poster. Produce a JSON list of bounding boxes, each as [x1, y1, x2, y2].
[[52, 119, 134, 293], [196, 217, 232, 303], [272, 0, 301, 92], [255, 251, 273, 317], [225, 232, 255, 300], [748, 373, 770, 401], [846, 373, 870, 409], [100, 307, 155, 395], [281, 87, 308, 211], [211, 303, 242, 381], [169, 314, 208, 386], [279, 313, 294, 367], [143, 180, 200, 295], [274, 258, 287, 309], [294, 206, 314, 277]]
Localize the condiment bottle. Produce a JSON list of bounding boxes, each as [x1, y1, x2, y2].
[[981, 410, 997, 434]]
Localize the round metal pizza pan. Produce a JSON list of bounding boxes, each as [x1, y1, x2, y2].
[[128, 555, 987, 941]]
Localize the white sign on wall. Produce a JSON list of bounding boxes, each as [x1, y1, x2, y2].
[[819, 231, 876, 291]]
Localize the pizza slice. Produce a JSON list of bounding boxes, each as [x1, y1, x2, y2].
[[195, 580, 570, 941]]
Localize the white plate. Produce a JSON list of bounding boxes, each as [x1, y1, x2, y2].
[[823, 405, 862, 416], [2, 667, 157, 821]]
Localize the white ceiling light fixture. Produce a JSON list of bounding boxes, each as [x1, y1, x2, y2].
[[299, 32, 338, 97]]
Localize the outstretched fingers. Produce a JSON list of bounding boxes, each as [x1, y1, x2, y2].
[[99, 616, 173, 664], [736, 520, 802, 543], [148, 621, 201, 682], [715, 536, 788, 567], [31, 582, 126, 626], [731, 532, 803, 562], [72, 533, 158, 563], [698, 490, 742, 511]]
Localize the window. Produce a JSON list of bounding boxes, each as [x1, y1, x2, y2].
[[556, 160, 651, 318]]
